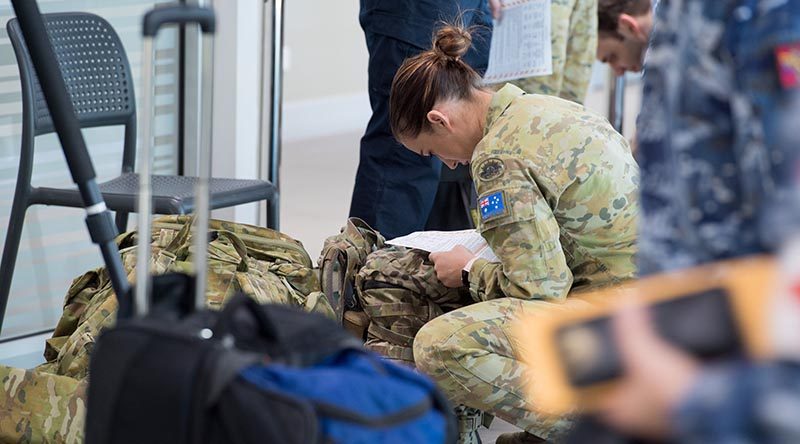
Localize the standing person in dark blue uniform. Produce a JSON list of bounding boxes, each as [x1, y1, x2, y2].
[[592, 1, 800, 443], [351, 0, 496, 240]]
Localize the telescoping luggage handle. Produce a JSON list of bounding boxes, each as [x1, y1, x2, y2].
[[7, 0, 132, 313], [135, 4, 216, 317]]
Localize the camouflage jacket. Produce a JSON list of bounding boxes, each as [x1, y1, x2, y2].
[[506, 0, 597, 103], [468, 84, 639, 302], [0, 215, 332, 443]]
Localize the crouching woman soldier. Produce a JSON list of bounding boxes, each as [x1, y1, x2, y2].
[[355, 23, 639, 443]]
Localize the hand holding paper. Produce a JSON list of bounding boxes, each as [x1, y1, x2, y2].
[[386, 229, 500, 262], [430, 246, 476, 288]]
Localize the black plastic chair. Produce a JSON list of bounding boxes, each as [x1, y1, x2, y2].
[[0, 12, 277, 328]]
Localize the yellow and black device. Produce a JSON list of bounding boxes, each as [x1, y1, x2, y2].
[[514, 255, 778, 416]]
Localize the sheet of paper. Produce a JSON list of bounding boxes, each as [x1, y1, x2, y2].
[[386, 229, 500, 262], [483, 0, 552, 85]]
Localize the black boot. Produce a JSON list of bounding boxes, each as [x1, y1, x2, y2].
[[455, 405, 484, 444]]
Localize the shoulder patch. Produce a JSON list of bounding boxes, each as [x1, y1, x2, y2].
[[479, 191, 507, 221], [477, 158, 505, 181], [776, 42, 800, 89]]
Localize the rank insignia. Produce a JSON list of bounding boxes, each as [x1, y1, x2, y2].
[[478, 158, 505, 181], [776, 42, 800, 89]]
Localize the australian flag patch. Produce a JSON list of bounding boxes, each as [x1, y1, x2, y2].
[[479, 191, 507, 221]]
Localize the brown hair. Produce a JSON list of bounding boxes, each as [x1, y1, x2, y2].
[[389, 24, 483, 140], [598, 0, 651, 39]]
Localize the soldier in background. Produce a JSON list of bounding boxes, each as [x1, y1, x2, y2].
[[637, 0, 800, 275], [595, 0, 800, 442], [356, 21, 639, 443], [498, 0, 598, 104], [595, 0, 653, 76]]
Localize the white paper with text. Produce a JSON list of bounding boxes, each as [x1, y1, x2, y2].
[[483, 0, 552, 84], [386, 229, 500, 262]]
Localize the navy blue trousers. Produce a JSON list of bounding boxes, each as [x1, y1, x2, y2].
[[349, 32, 489, 239]]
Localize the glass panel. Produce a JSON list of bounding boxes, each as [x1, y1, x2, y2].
[[0, 0, 180, 338]]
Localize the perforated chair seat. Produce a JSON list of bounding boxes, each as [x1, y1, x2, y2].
[[31, 173, 276, 214]]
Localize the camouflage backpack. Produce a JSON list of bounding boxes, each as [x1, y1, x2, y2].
[[354, 247, 472, 366], [0, 215, 333, 443], [318, 217, 385, 337]]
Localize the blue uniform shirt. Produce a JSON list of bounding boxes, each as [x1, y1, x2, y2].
[[637, 0, 800, 275], [637, 0, 800, 441]]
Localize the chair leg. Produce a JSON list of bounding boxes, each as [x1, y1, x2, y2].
[[115, 211, 129, 234], [267, 196, 280, 230], [0, 196, 30, 333]]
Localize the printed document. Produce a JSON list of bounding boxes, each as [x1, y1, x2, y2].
[[386, 229, 500, 262], [483, 0, 552, 84]]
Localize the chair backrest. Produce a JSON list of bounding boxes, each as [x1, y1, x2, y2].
[[7, 12, 137, 139]]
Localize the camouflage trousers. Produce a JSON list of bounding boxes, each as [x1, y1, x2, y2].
[[357, 247, 595, 440], [414, 296, 604, 441]]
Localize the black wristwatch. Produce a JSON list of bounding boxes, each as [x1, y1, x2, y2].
[[461, 269, 470, 287]]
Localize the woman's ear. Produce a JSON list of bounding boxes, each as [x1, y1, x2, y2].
[[427, 110, 453, 133], [618, 14, 646, 41]]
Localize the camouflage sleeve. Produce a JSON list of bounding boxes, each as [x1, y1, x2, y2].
[[469, 157, 573, 301], [559, 0, 597, 104]]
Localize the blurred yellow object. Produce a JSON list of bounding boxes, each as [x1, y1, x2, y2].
[[514, 255, 778, 416]]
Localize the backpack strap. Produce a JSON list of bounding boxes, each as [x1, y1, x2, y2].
[[318, 218, 385, 324]]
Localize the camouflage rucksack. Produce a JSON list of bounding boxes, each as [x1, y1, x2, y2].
[[0, 215, 333, 443], [354, 247, 472, 366], [318, 217, 385, 336]]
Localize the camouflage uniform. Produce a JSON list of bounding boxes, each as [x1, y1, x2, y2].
[[637, 0, 800, 275], [0, 216, 332, 443], [461, 84, 638, 303], [635, 1, 800, 443], [364, 84, 633, 439], [506, 0, 597, 104]]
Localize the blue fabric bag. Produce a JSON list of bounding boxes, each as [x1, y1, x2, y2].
[[241, 348, 453, 444]]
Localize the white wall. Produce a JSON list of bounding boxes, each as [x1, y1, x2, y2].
[[283, 1, 368, 101], [281, 0, 371, 142]]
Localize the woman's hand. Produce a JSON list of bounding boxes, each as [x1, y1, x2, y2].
[[429, 245, 476, 288]]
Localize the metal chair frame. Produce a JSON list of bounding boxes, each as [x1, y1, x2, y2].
[[0, 12, 276, 332]]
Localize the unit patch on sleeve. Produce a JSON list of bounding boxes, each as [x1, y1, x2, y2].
[[479, 191, 507, 221], [477, 158, 505, 182], [776, 42, 800, 89]]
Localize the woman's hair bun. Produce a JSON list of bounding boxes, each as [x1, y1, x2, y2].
[[432, 25, 472, 60]]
